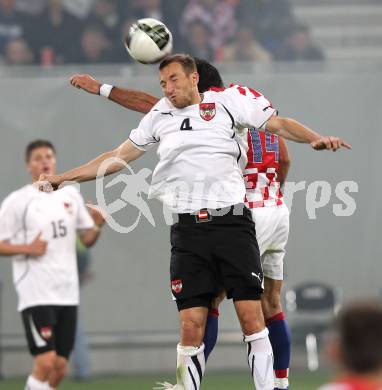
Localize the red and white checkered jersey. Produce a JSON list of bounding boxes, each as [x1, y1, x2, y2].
[[245, 128, 283, 209], [225, 84, 283, 209]]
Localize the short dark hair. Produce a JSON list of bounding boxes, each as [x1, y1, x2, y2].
[[159, 54, 197, 75], [25, 140, 56, 162], [335, 301, 382, 373], [194, 57, 224, 92]]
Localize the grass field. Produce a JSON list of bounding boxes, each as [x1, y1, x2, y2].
[[0, 371, 330, 389]]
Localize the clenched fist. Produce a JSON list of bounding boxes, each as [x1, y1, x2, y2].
[[70, 74, 102, 95], [27, 232, 48, 257], [36, 174, 63, 192], [311, 136, 352, 151]]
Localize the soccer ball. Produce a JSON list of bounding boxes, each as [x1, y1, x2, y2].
[[125, 18, 173, 64]]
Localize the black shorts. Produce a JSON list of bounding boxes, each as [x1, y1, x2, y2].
[[170, 204, 263, 311], [21, 305, 77, 359]]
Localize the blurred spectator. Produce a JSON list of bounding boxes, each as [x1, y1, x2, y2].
[[0, 0, 27, 54], [27, 0, 82, 64], [184, 20, 215, 62], [180, 0, 237, 51], [130, 0, 164, 21], [319, 302, 382, 390], [86, 0, 122, 43], [4, 37, 33, 64], [63, 0, 95, 19], [109, 18, 136, 63], [237, 0, 295, 56], [220, 26, 271, 63], [275, 24, 324, 62], [68, 24, 113, 63], [16, 0, 45, 14]]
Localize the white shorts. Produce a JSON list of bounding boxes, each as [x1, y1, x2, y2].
[[251, 203, 290, 280]]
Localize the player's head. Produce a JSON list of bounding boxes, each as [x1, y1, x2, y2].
[[159, 54, 200, 109], [194, 57, 225, 93], [25, 140, 57, 181], [327, 301, 382, 375]]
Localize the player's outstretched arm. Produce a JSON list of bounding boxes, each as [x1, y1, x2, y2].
[[0, 233, 47, 257], [39, 139, 145, 190], [70, 74, 159, 114], [266, 116, 351, 151], [278, 137, 291, 188]]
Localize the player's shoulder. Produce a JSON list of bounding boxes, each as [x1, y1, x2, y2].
[[0, 185, 34, 210], [150, 97, 172, 113], [58, 185, 84, 202], [204, 84, 263, 102]]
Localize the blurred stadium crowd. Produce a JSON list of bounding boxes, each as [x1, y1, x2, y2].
[[0, 0, 324, 66]]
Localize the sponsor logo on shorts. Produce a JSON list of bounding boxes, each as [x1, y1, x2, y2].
[[171, 279, 183, 294], [40, 326, 53, 340], [251, 272, 262, 283]]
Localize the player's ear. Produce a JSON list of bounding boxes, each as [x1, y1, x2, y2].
[[191, 72, 199, 88]]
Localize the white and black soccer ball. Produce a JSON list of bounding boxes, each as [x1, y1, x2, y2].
[[124, 18, 173, 64]]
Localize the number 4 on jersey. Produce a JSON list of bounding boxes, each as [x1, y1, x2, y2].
[[180, 118, 193, 131]]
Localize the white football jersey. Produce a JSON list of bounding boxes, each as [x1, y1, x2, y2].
[[0, 185, 94, 311], [129, 86, 276, 213]]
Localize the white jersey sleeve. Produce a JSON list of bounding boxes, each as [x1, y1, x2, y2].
[[64, 186, 94, 230], [219, 85, 277, 130], [129, 108, 158, 152], [0, 193, 23, 241]]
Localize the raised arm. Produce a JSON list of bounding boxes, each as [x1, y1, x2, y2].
[[39, 139, 145, 189], [265, 116, 351, 151], [223, 86, 351, 151], [277, 136, 291, 188], [70, 74, 159, 114]]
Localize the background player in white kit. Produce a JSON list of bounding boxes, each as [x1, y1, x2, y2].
[[0, 140, 105, 390], [68, 60, 302, 390], [40, 55, 350, 390]]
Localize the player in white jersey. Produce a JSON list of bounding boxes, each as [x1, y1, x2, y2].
[[68, 59, 331, 390], [41, 55, 350, 390], [0, 140, 105, 390]]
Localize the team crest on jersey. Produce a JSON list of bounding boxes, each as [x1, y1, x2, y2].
[[63, 202, 73, 215], [199, 103, 216, 121], [171, 279, 183, 294], [40, 326, 53, 340]]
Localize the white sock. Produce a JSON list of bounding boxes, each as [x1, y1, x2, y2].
[[244, 328, 275, 390], [275, 377, 289, 389], [176, 343, 205, 390], [25, 375, 49, 390]]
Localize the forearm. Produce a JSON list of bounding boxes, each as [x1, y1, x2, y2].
[[0, 241, 29, 256], [109, 87, 159, 114], [79, 227, 101, 248], [267, 117, 321, 144], [60, 149, 124, 184]]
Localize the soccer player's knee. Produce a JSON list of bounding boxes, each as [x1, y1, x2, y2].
[[181, 317, 204, 343], [240, 311, 264, 335], [37, 353, 56, 376], [53, 357, 68, 381]]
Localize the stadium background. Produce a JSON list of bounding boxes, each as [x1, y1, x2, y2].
[[0, 0, 381, 389]]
